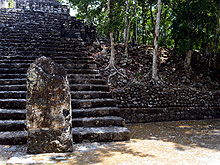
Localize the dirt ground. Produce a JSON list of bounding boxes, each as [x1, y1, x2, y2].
[[1, 119, 220, 165]]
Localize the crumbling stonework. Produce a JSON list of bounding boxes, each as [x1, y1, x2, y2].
[[26, 56, 73, 154], [113, 84, 220, 123]]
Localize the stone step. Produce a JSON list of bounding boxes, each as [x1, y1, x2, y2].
[[0, 116, 124, 131], [0, 91, 26, 99], [71, 99, 116, 108], [0, 116, 125, 131], [0, 55, 92, 61], [0, 68, 27, 74], [0, 99, 26, 109], [64, 63, 97, 69], [0, 90, 111, 99], [62, 60, 97, 64], [0, 98, 116, 109], [0, 109, 26, 120], [70, 84, 109, 91], [0, 120, 26, 131], [0, 52, 86, 57], [68, 78, 106, 85], [55, 56, 94, 61], [0, 51, 87, 57], [0, 48, 86, 53], [0, 60, 38, 63], [0, 63, 30, 68], [68, 69, 99, 74], [71, 91, 112, 99], [0, 85, 26, 91], [68, 74, 101, 79], [0, 73, 101, 79], [0, 126, 130, 145], [0, 74, 26, 79], [72, 107, 121, 118], [0, 78, 105, 85], [0, 41, 85, 48], [0, 79, 26, 85], [0, 131, 27, 145], [72, 126, 130, 143], [0, 68, 99, 74], [72, 116, 125, 127], [0, 40, 83, 46], [0, 59, 96, 64], [0, 63, 97, 70], [0, 107, 118, 120], [0, 107, 120, 120]]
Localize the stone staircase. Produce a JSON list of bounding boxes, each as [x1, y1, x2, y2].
[[0, 0, 130, 145]]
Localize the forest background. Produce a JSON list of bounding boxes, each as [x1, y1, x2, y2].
[[65, 0, 220, 89]]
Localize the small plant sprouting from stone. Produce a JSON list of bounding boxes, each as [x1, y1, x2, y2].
[[8, 0, 14, 8], [136, 72, 140, 81]]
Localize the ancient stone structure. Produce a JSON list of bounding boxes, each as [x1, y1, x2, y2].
[[0, 0, 130, 145], [0, 0, 219, 147], [114, 84, 220, 123], [26, 56, 73, 153]]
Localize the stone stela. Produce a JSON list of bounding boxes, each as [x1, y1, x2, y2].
[[26, 56, 73, 154]]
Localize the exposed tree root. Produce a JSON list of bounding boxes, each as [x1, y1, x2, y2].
[[148, 78, 166, 87], [105, 64, 128, 84]]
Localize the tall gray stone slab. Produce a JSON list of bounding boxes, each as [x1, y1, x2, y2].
[[26, 56, 73, 154]]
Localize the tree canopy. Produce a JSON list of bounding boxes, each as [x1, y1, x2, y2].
[[67, 0, 220, 72]]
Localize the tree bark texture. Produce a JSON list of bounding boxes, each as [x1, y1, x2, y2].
[[185, 50, 193, 72], [152, 0, 162, 82], [163, 7, 168, 47], [142, 2, 146, 44], [109, 32, 116, 68], [125, 2, 134, 56], [135, 0, 138, 45], [124, 0, 129, 43], [214, 2, 220, 69], [150, 2, 155, 45], [107, 0, 116, 69]]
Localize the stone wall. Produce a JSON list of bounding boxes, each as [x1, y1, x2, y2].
[[113, 84, 220, 123]]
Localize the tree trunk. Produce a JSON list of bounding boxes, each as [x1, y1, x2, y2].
[[124, 0, 129, 43], [207, 45, 212, 68], [142, 2, 146, 44], [134, 0, 138, 45], [109, 32, 116, 68], [108, 0, 111, 28], [163, 7, 168, 47], [107, 0, 116, 69], [85, 6, 89, 25], [185, 50, 193, 73], [125, 0, 134, 56], [114, 29, 118, 42], [150, 2, 155, 45], [152, 0, 162, 83], [214, 2, 220, 69], [120, 29, 123, 42]]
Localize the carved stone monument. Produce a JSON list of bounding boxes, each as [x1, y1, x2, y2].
[[26, 56, 73, 154]]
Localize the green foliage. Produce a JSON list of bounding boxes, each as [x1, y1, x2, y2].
[[67, 0, 219, 57], [8, 0, 14, 8], [170, 0, 219, 55]]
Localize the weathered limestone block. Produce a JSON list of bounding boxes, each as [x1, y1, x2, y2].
[[26, 56, 73, 154]]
